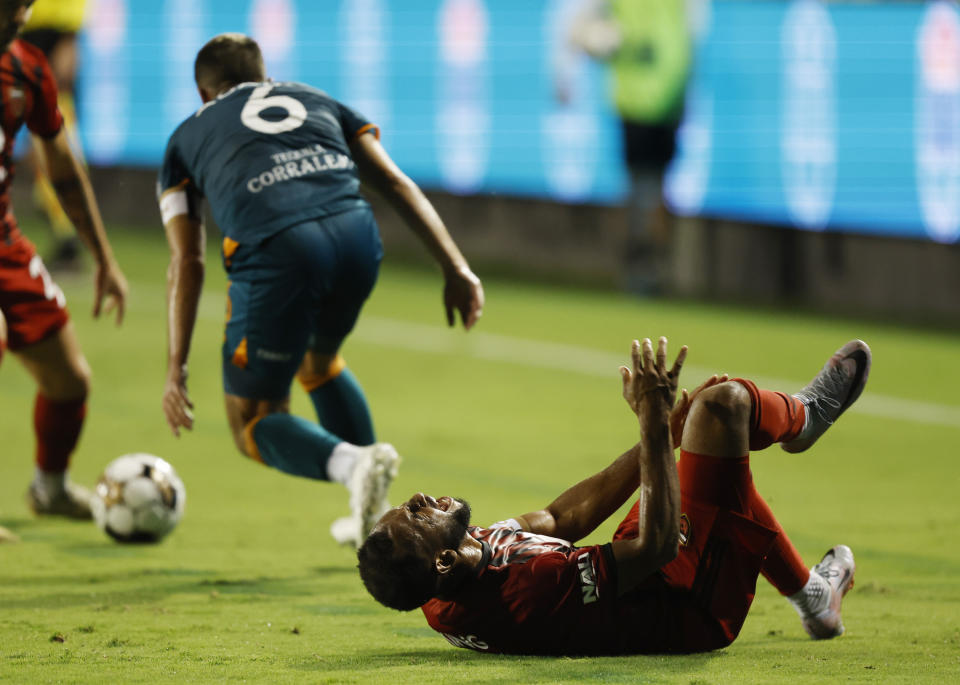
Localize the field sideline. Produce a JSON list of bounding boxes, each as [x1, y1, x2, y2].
[[2, 224, 959, 683]]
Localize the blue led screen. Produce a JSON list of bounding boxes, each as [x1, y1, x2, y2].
[[75, 0, 960, 242]]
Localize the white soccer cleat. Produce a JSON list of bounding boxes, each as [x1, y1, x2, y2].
[[26, 481, 93, 520], [801, 544, 856, 640], [331, 443, 400, 548], [0, 525, 20, 544]]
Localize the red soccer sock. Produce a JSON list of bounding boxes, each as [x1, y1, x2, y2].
[[34, 394, 87, 473], [746, 486, 810, 596], [733, 378, 806, 452], [679, 448, 810, 597]]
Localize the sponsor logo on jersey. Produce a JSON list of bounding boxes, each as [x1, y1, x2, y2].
[[442, 633, 489, 651], [678, 513, 691, 547], [577, 551, 598, 605], [246, 147, 355, 194]]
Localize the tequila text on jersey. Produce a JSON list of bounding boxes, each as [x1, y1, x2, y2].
[[442, 633, 490, 651], [577, 551, 598, 605], [246, 151, 354, 194]]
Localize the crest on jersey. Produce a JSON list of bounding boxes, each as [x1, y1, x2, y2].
[[678, 513, 692, 547], [5, 86, 24, 120]]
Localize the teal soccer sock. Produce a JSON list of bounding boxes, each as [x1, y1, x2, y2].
[[251, 413, 341, 480], [306, 367, 375, 446]]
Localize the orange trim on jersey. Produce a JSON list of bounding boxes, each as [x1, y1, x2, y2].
[[231, 337, 249, 369], [222, 237, 240, 267], [298, 354, 347, 392], [353, 123, 380, 141], [242, 414, 266, 464], [158, 179, 190, 201]]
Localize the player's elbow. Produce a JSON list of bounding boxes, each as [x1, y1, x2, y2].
[[636, 525, 680, 567]]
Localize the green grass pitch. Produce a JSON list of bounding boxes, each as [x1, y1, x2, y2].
[[2, 223, 959, 683]]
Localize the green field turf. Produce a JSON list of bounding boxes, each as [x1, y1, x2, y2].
[[2, 224, 959, 684]]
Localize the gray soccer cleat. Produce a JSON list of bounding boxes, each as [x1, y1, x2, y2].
[[332, 443, 400, 548], [801, 545, 856, 640], [782, 339, 871, 453], [26, 481, 93, 520]]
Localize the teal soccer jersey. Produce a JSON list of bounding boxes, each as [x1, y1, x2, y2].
[[157, 81, 377, 244]]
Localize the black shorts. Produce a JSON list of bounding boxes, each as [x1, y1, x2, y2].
[[621, 119, 680, 174]]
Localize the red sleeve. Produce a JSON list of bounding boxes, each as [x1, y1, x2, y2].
[[19, 42, 63, 139]]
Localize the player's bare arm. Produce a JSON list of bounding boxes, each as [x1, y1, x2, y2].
[[511, 339, 704, 542], [513, 447, 640, 541], [40, 129, 128, 324], [349, 132, 484, 330], [610, 337, 685, 595], [162, 213, 205, 437]]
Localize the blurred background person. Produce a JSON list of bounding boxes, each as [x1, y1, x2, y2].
[[564, 0, 691, 295], [20, 0, 88, 271]]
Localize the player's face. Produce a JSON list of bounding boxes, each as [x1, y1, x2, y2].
[[0, 1, 32, 51], [376, 493, 472, 560]]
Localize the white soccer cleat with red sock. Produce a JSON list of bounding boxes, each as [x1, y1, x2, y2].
[[799, 544, 856, 640]]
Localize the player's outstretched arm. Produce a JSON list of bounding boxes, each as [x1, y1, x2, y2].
[[349, 133, 484, 330], [510, 339, 688, 543], [611, 337, 684, 595], [38, 129, 127, 324], [162, 214, 205, 437]]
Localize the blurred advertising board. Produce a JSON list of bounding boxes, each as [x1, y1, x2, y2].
[[77, 0, 959, 242]]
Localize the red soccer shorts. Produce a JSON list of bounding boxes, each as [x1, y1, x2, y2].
[[613, 451, 777, 652], [0, 233, 69, 351]]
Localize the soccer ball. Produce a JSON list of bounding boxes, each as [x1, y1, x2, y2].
[[91, 453, 186, 543]]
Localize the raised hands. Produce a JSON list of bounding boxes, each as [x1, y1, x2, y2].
[[620, 337, 687, 423], [669, 373, 729, 447]]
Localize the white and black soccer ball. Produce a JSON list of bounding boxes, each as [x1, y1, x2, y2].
[[91, 453, 186, 543]]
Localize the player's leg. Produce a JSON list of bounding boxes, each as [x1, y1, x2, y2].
[[297, 350, 375, 447], [222, 220, 395, 544], [0, 310, 11, 542], [681, 340, 869, 639], [298, 207, 382, 449], [14, 322, 93, 519]]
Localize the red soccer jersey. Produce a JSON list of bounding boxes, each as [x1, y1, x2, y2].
[[0, 39, 63, 233], [421, 523, 678, 655]]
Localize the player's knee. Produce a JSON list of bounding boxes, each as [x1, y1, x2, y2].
[[230, 422, 251, 458], [297, 352, 345, 392], [690, 381, 751, 424], [40, 356, 91, 401]]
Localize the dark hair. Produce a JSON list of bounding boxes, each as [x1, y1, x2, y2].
[[357, 529, 436, 611], [194, 33, 265, 93]]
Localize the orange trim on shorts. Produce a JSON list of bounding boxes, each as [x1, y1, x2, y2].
[[243, 414, 266, 464], [222, 237, 240, 267], [353, 123, 380, 141], [231, 337, 249, 369], [298, 354, 346, 392]]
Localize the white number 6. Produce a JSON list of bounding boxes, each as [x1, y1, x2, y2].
[[241, 84, 307, 134]]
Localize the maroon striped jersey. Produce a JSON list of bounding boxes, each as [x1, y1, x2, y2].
[[0, 39, 62, 228], [421, 522, 652, 655]]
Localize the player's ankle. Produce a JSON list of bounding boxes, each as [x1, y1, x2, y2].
[[788, 571, 830, 617], [32, 468, 68, 501], [326, 442, 361, 486]]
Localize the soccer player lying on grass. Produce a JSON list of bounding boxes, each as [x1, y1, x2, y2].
[[157, 34, 483, 548], [358, 337, 869, 654]]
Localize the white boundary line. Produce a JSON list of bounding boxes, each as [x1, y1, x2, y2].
[[351, 316, 960, 430]]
